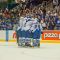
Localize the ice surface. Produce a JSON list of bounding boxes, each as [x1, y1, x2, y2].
[[0, 42, 60, 60]]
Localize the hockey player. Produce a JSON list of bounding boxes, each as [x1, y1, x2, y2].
[[23, 16, 33, 46], [32, 24, 41, 47], [30, 15, 41, 47], [16, 14, 41, 47], [16, 15, 24, 45]]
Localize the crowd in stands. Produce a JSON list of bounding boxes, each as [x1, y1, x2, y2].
[[18, 6, 60, 30], [0, 0, 60, 30], [0, 8, 19, 30]]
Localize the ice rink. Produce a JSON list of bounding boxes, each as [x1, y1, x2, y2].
[[0, 42, 60, 60]]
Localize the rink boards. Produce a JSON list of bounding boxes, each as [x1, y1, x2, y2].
[[0, 30, 60, 43], [41, 30, 60, 43]]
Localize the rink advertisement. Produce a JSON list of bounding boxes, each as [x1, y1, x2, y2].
[[8, 30, 17, 42], [42, 30, 60, 40]]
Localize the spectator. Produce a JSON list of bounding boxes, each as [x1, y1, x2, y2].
[[40, 19, 47, 30], [56, 16, 60, 30], [53, 0, 59, 8], [47, 19, 55, 30]]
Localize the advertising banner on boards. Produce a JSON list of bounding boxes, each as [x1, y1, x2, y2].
[[42, 30, 60, 40], [8, 30, 17, 42]]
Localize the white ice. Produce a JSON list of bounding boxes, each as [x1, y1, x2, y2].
[[0, 42, 60, 60]]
